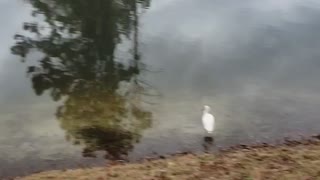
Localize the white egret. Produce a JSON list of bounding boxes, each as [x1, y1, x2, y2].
[[202, 105, 215, 134]]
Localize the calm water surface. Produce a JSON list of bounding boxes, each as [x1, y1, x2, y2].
[[1, 0, 320, 177]]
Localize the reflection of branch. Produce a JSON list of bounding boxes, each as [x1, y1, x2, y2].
[[139, 92, 161, 97], [137, 79, 153, 88], [139, 80, 162, 95], [140, 67, 164, 73]]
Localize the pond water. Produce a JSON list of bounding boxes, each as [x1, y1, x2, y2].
[[2, 0, 320, 178]]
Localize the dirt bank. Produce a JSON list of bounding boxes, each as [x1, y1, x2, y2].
[[16, 137, 320, 180]]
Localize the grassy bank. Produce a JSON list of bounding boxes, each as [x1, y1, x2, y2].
[[16, 139, 320, 180]]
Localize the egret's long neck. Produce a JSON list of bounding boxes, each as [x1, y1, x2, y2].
[[203, 110, 209, 114]]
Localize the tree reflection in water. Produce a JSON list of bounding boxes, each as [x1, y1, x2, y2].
[[11, 0, 156, 160]]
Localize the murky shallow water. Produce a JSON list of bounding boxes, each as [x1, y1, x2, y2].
[[1, 0, 320, 177]]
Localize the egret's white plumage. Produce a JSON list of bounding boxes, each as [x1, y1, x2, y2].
[[202, 105, 215, 133]]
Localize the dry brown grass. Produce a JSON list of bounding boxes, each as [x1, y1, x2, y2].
[[16, 142, 320, 180]]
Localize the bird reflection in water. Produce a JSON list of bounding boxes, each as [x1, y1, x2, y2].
[[203, 136, 214, 152]]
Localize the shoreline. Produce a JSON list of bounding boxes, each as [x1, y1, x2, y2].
[[15, 135, 320, 180]]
